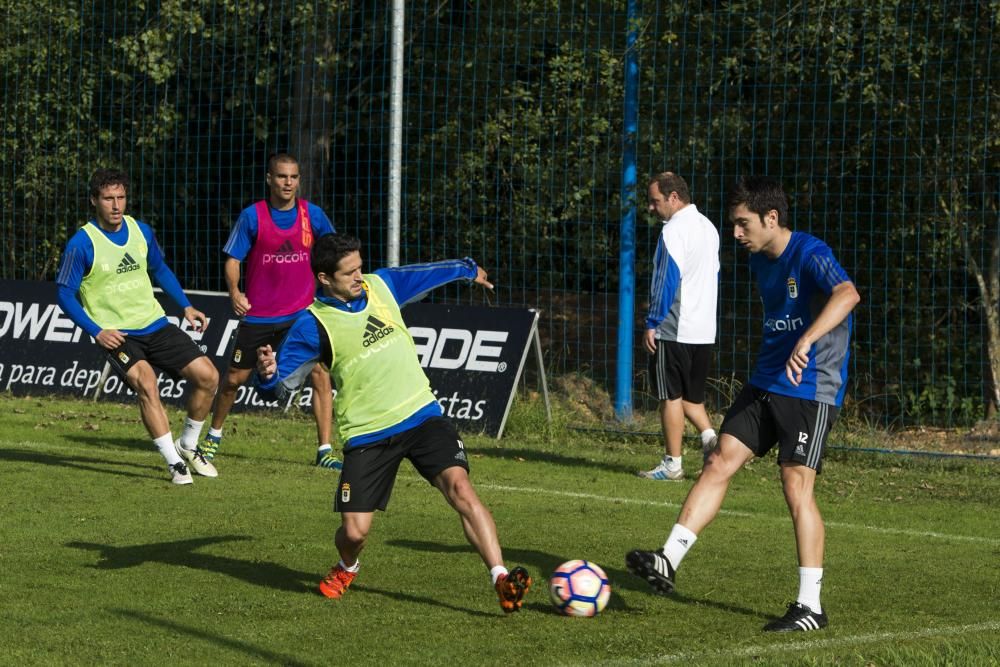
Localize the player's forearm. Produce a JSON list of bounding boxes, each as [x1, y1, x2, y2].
[[379, 258, 479, 304], [256, 316, 324, 399], [56, 285, 102, 338], [151, 263, 192, 310], [799, 281, 860, 346], [224, 257, 242, 295]]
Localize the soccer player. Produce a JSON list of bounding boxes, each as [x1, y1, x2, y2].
[[255, 234, 532, 613], [639, 172, 720, 481], [203, 153, 339, 470], [626, 176, 860, 632], [56, 168, 219, 485]]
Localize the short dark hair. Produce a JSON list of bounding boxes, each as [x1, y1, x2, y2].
[[267, 152, 298, 175], [311, 234, 362, 277], [649, 171, 691, 205], [726, 176, 789, 228], [89, 168, 129, 199]]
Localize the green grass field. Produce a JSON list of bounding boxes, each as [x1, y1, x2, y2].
[[1, 392, 997, 666]]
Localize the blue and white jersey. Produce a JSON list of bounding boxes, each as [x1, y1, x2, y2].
[[647, 204, 719, 344], [749, 232, 853, 406]]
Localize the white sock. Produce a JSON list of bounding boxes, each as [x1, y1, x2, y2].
[[662, 523, 698, 569], [178, 417, 205, 450], [797, 567, 823, 613], [153, 433, 182, 466], [700, 429, 717, 447], [318, 443, 332, 453], [207, 426, 223, 439], [339, 559, 360, 573], [664, 455, 682, 472], [490, 565, 509, 585]]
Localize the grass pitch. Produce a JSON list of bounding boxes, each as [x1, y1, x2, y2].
[[0, 392, 997, 666]]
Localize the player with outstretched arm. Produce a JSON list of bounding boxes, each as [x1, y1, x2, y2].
[[255, 233, 532, 612]]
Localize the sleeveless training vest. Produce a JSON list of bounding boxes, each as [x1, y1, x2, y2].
[[78, 216, 165, 330], [245, 199, 315, 317], [308, 274, 436, 443]]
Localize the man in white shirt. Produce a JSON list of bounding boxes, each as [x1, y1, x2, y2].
[[639, 172, 720, 481]]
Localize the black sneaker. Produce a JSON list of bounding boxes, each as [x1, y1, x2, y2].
[[625, 549, 675, 594], [762, 602, 828, 632]]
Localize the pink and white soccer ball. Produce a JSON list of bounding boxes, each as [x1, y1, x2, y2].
[[548, 559, 611, 617]]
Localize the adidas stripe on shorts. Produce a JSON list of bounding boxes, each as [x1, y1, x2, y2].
[[719, 384, 838, 473]]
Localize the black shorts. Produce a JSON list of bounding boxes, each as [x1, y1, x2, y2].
[[334, 417, 470, 513], [106, 324, 207, 380], [228, 321, 295, 370], [720, 384, 839, 473], [648, 340, 712, 402]]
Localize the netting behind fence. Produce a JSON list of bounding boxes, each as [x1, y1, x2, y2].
[[2, 1, 997, 426]]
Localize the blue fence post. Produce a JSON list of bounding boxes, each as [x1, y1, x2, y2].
[[615, 0, 640, 421]]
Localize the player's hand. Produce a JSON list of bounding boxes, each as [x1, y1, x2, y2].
[[183, 306, 208, 332], [474, 266, 494, 290], [643, 328, 657, 355], [785, 337, 812, 386], [256, 344, 276, 380], [230, 291, 251, 316], [95, 329, 126, 351]]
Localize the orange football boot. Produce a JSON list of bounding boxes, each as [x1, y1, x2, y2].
[[495, 566, 531, 613], [318, 563, 357, 599]]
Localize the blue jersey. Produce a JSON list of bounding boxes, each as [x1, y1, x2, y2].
[[222, 200, 336, 325], [749, 232, 853, 406], [256, 258, 480, 448]]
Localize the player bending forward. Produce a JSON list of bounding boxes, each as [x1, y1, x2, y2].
[[256, 233, 531, 612]]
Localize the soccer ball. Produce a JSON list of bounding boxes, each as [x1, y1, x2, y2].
[[548, 560, 611, 617]]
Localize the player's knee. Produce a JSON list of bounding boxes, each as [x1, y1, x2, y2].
[[221, 369, 249, 393], [339, 523, 369, 547], [189, 359, 219, 391], [703, 450, 739, 480], [449, 479, 485, 515], [127, 368, 159, 402], [204, 366, 219, 391]]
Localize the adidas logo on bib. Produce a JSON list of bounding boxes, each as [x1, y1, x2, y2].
[[116, 252, 140, 274], [362, 315, 394, 347]]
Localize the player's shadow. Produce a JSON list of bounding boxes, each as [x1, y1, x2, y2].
[[110, 609, 311, 667], [0, 447, 161, 481], [63, 434, 312, 468], [470, 447, 637, 475], [387, 538, 762, 619], [66, 535, 316, 593], [349, 584, 496, 618], [63, 433, 164, 452]]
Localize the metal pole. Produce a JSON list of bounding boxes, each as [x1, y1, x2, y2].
[[387, 0, 405, 266], [615, 0, 640, 421]]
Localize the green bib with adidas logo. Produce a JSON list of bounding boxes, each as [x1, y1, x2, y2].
[[308, 273, 436, 443], [78, 216, 165, 330]]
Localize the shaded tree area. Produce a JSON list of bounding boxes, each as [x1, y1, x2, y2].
[[1, 0, 996, 424]]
